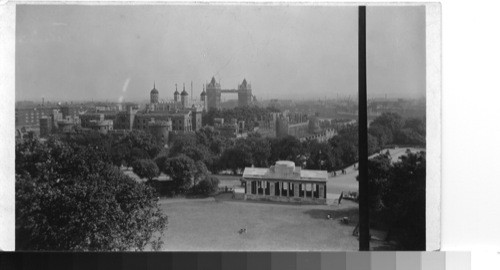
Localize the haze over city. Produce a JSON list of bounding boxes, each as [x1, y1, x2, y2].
[[16, 5, 425, 102]]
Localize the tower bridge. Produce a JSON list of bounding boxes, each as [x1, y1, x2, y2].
[[206, 77, 253, 111]]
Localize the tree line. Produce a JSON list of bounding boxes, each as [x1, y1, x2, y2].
[[110, 112, 425, 187], [362, 150, 426, 250]]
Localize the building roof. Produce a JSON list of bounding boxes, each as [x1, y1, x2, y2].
[[242, 161, 328, 182], [174, 84, 179, 95], [181, 84, 188, 96], [151, 83, 159, 94]]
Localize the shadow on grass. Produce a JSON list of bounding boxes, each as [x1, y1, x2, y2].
[[213, 193, 329, 207], [213, 192, 234, 201], [303, 207, 359, 224]]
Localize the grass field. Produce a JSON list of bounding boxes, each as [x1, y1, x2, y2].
[[139, 147, 421, 250], [158, 196, 368, 251]]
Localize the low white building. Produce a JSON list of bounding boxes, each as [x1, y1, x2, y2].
[[241, 161, 328, 204]]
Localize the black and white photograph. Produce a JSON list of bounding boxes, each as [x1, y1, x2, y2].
[[9, 3, 437, 251]]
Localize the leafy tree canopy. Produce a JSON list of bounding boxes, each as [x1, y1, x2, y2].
[[15, 137, 167, 251], [132, 159, 160, 181]]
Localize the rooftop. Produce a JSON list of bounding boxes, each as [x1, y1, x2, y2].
[[242, 161, 328, 182]]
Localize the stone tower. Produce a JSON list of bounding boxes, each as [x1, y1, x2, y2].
[[150, 82, 159, 104], [174, 84, 180, 102], [206, 76, 221, 111], [238, 78, 252, 107], [200, 84, 207, 112], [181, 83, 189, 108]]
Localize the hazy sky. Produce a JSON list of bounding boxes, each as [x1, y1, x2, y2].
[[16, 5, 425, 102]]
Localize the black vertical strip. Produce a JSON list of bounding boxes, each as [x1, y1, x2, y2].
[[358, 5, 370, 251]]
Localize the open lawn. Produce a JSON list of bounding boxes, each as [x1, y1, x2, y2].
[[130, 147, 421, 250], [158, 198, 372, 251]]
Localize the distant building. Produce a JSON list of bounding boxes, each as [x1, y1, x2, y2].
[[148, 83, 206, 113], [299, 128, 337, 143], [60, 105, 81, 119], [213, 118, 224, 127], [170, 111, 193, 132], [206, 77, 254, 111], [15, 106, 59, 128], [148, 119, 172, 145], [275, 113, 309, 138], [82, 114, 114, 134], [180, 84, 189, 108], [150, 83, 159, 104], [39, 116, 52, 137], [241, 161, 327, 204], [80, 112, 116, 128], [190, 106, 203, 131], [114, 106, 138, 130], [216, 119, 246, 138], [200, 85, 208, 112], [57, 119, 77, 134]]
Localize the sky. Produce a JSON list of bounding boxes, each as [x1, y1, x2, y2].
[[15, 5, 425, 103]]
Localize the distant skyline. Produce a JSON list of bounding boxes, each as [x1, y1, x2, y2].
[[16, 5, 425, 102]]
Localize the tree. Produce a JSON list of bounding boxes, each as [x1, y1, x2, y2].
[[132, 159, 160, 181], [371, 112, 404, 136], [403, 117, 426, 136], [269, 136, 304, 165], [195, 127, 228, 156], [110, 143, 131, 167], [368, 125, 392, 147], [163, 155, 198, 193], [168, 134, 197, 158], [338, 137, 358, 167], [383, 151, 426, 250], [394, 128, 425, 146], [219, 147, 252, 174], [331, 124, 359, 167], [368, 134, 380, 155], [130, 147, 150, 163], [182, 145, 214, 169], [123, 130, 162, 160], [357, 153, 392, 211], [15, 138, 168, 251], [155, 155, 169, 175], [193, 160, 210, 186], [192, 176, 220, 196], [235, 137, 271, 168], [304, 141, 337, 171]]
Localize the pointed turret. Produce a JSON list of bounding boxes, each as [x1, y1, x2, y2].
[[174, 84, 180, 102], [181, 83, 189, 108], [201, 84, 206, 96], [150, 82, 159, 94], [181, 83, 188, 96], [150, 82, 159, 104], [209, 76, 216, 86], [201, 84, 208, 112]]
